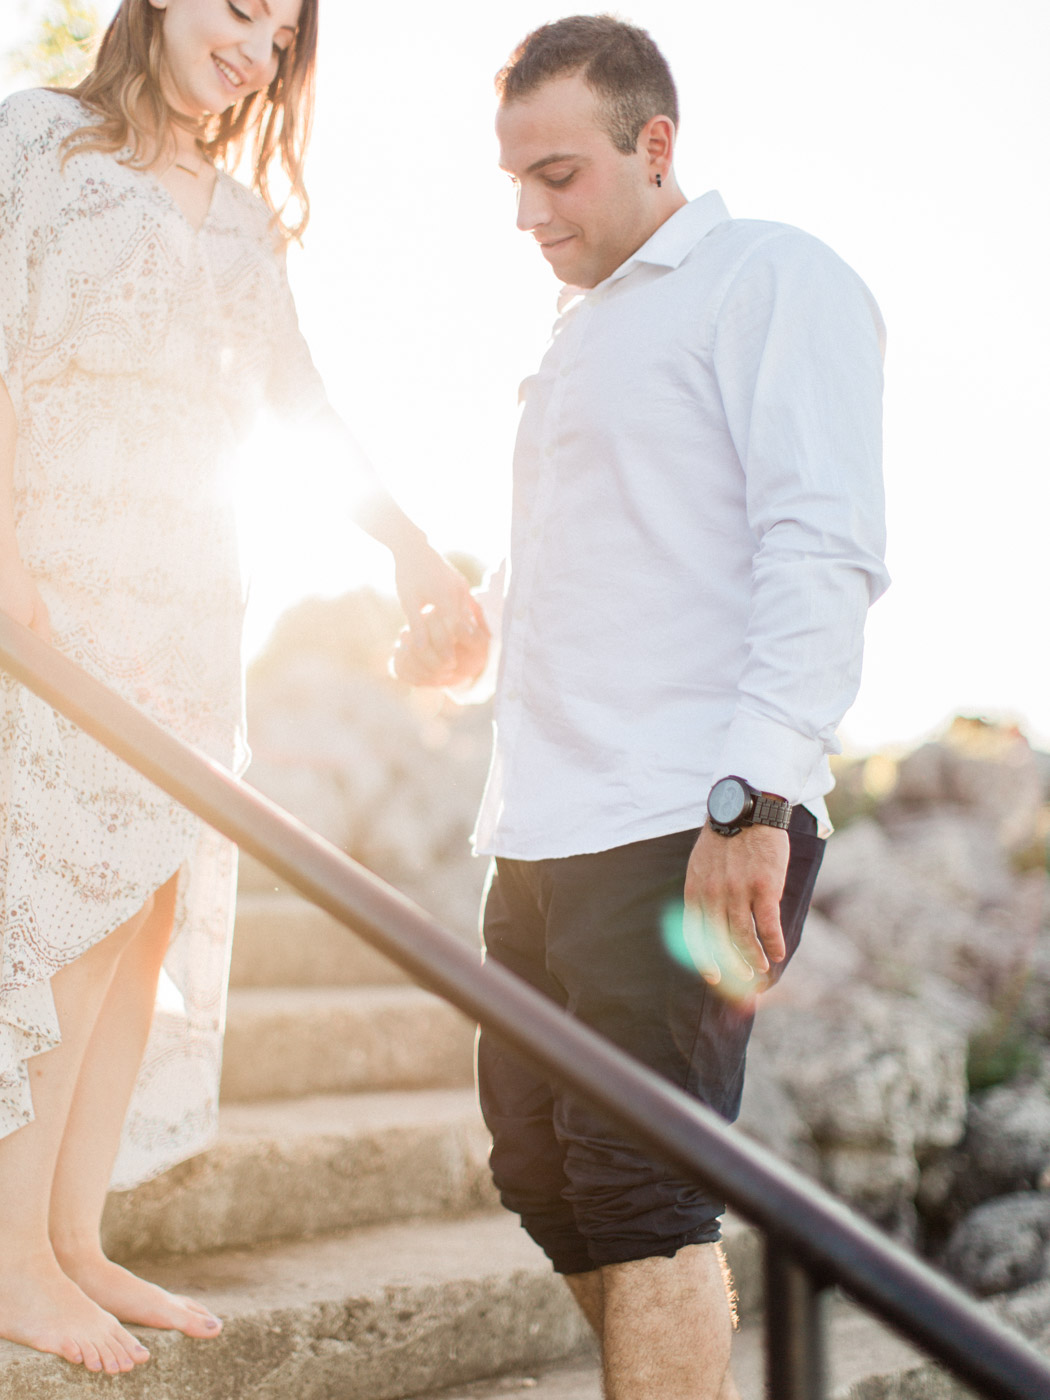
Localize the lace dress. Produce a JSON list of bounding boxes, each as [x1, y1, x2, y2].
[[0, 88, 325, 1188]]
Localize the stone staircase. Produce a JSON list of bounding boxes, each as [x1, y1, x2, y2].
[[0, 866, 974, 1399]]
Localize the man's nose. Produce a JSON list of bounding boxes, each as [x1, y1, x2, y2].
[[515, 184, 550, 234]]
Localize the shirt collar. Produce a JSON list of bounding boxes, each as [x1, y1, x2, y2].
[[595, 190, 732, 290]]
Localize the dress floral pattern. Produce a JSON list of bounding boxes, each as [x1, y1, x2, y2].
[[0, 87, 325, 1188]]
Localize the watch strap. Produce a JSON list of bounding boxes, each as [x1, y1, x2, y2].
[[750, 792, 793, 831]]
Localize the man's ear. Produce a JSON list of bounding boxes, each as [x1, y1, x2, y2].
[[640, 113, 676, 181]]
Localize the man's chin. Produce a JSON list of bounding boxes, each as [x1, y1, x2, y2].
[[542, 253, 593, 289], [539, 239, 577, 278]]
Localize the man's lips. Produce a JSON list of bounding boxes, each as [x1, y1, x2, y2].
[[537, 235, 575, 254]]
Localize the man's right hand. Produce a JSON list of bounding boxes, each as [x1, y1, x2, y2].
[[392, 603, 489, 688], [0, 554, 52, 643]]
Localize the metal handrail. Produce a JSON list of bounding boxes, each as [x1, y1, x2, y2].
[[1, 610, 1047, 1400]]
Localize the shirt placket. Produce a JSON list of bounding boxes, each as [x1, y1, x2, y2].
[[494, 298, 593, 814]]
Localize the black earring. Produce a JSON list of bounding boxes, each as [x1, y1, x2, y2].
[[655, 173, 662, 188]]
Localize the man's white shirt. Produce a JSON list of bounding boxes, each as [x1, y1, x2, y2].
[[471, 191, 889, 860]]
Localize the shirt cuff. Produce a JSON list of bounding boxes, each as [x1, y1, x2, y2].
[[445, 645, 498, 706], [712, 710, 830, 806]]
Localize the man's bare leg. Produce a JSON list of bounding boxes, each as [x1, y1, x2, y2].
[[49, 874, 223, 1338], [564, 1269, 604, 1336], [600, 1243, 741, 1400]]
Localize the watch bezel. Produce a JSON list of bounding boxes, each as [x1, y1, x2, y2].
[[707, 776, 793, 837], [707, 775, 754, 835]]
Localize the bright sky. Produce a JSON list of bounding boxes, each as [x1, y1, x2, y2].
[[5, 0, 1049, 753]]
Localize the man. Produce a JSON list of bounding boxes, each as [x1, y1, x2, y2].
[[397, 15, 888, 1399]]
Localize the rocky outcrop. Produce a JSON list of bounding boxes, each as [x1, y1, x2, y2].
[[739, 718, 1049, 1256]]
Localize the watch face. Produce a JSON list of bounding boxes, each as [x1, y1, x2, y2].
[[709, 778, 748, 825]]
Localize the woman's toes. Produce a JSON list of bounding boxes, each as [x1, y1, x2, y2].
[[120, 1329, 150, 1363], [80, 1342, 103, 1373], [171, 1294, 221, 1335], [110, 1343, 135, 1373], [59, 1339, 83, 1365]]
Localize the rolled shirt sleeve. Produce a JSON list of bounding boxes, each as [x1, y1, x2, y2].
[[711, 230, 890, 803]]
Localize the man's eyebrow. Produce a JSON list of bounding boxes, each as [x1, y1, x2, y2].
[[525, 153, 584, 174]]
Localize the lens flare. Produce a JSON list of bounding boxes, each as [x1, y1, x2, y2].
[[662, 902, 762, 1007]]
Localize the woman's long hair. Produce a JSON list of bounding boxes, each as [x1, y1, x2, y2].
[[61, 0, 319, 240]]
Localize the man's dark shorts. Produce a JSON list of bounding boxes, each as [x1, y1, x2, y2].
[[477, 808, 824, 1275]]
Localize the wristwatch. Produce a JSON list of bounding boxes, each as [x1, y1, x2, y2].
[[706, 775, 793, 837]]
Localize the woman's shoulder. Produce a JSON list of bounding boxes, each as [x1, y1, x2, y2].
[[0, 86, 88, 151]]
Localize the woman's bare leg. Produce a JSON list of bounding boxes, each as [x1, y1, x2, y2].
[[0, 911, 155, 1373], [49, 874, 222, 1339]]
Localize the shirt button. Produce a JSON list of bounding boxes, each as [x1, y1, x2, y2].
[[559, 366, 571, 378], [506, 687, 521, 701]]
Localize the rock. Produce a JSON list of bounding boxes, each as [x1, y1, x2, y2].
[[888, 718, 1044, 855], [814, 811, 1033, 1004], [735, 1058, 821, 1178], [918, 1079, 1050, 1242], [943, 1192, 1050, 1297], [762, 909, 864, 1010], [887, 811, 1014, 908], [989, 1276, 1050, 1351], [966, 1082, 1050, 1196], [811, 817, 893, 909], [746, 986, 969, 1236]]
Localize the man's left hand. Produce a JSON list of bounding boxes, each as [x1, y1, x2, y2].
[[683, 823, 790, 991]]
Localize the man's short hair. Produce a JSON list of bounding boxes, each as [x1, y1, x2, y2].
[[495, 15, 679, 156]]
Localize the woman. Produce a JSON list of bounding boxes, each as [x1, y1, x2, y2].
[[0, 0, 474, 1374]]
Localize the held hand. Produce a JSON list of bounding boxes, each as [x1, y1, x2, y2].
[[393, 540, 481, 670], [391, 607, 490, 689], [0, 554, 52, 643], [682, 823, 789, 993]]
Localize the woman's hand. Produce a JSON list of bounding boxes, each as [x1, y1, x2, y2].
[[0, 553, 52, 642], [392, 610, 490, 689], [393, 539, 483, 671]]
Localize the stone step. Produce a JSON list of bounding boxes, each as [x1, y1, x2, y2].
[[231, 892, 410, 989], [101, 1089, 764, 1313], [421, 1294, 933, 1400], [0, 1213, 593, 1400], [220, 986, 476, 1100], [102, 1090, 497, 1261]]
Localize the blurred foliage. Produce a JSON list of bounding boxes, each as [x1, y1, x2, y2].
[[7, 0, 101, 88], [967, 953, 1044, 1092], [825, 752, 902, 829], [966, 1016, 1041, 1093]]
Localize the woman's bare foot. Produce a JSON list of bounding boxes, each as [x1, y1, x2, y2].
[[56, 1248, 222, 1338], [0, 1250, 151, 1373]]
